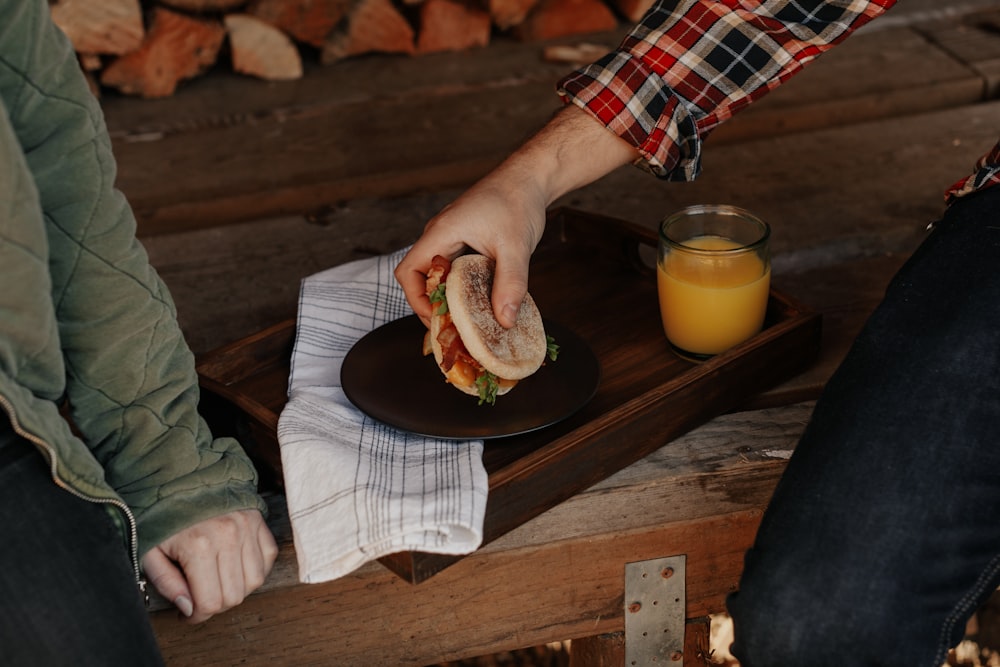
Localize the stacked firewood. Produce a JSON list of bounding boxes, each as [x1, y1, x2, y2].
[[50, 0, 652, 98]]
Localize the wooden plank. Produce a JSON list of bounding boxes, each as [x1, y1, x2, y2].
[[921, 10, 1000, 97], [555, 619, 712, 666], [151, 401, 809, 664], [110, 80, 560, 235], [143, 193, 453, 353], [153, 513, 761, 665], [568, 633, 625, 667], [108, 19, 988, 236]]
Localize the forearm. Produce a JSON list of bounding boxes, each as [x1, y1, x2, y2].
[[492, 104, 641, 207]]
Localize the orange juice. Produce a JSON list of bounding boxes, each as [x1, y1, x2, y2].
[[657, 235, 770, 356]]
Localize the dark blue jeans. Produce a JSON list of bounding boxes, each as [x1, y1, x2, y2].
[[728, 185, 1000, 665], [0, 421, 164, 666]]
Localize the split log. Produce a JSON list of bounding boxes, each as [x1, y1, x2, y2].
[[513, 0, 618, 41], [246, 0, 352, 48], [100, 8, 226, 98], [49, 0, 144, 55], [416, 0, 491, 54], [542, 41, 614, 67], [321, 0, 415, 64], [488, 0, 539, 31], [225, 14, 304, 80]]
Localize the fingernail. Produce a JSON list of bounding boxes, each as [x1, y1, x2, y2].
[[174, 595, 194, 618], [501, 304, 518, 327]]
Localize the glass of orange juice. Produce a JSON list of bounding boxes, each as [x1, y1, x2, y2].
[[657, 205, 771, 360]]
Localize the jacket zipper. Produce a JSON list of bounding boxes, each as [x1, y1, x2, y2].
[[0, 393, 148, 606]]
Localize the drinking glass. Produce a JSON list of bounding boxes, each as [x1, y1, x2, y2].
[[657, 205, 771, 360]]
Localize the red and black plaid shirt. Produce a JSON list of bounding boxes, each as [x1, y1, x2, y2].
[[557, 0, 999, 203]]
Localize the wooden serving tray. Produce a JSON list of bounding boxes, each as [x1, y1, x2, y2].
[[195, 207, 822, 583]]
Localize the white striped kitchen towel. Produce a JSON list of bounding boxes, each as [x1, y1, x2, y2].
[[276, 248, 488, 584]]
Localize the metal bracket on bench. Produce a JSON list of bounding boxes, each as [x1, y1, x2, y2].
[[624, 555, 686, 665]]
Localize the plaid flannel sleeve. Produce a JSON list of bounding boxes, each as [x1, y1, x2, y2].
[[558, 0, 897, 181], [946, 142, 1000, 203]]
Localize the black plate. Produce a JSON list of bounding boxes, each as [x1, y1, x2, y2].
[[341, 316, 600, 440]]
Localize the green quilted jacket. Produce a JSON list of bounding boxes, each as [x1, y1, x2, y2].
[[0, 0, 267, 588]]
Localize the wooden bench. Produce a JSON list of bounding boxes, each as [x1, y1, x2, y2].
[[124, 4, 1000, 664]]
